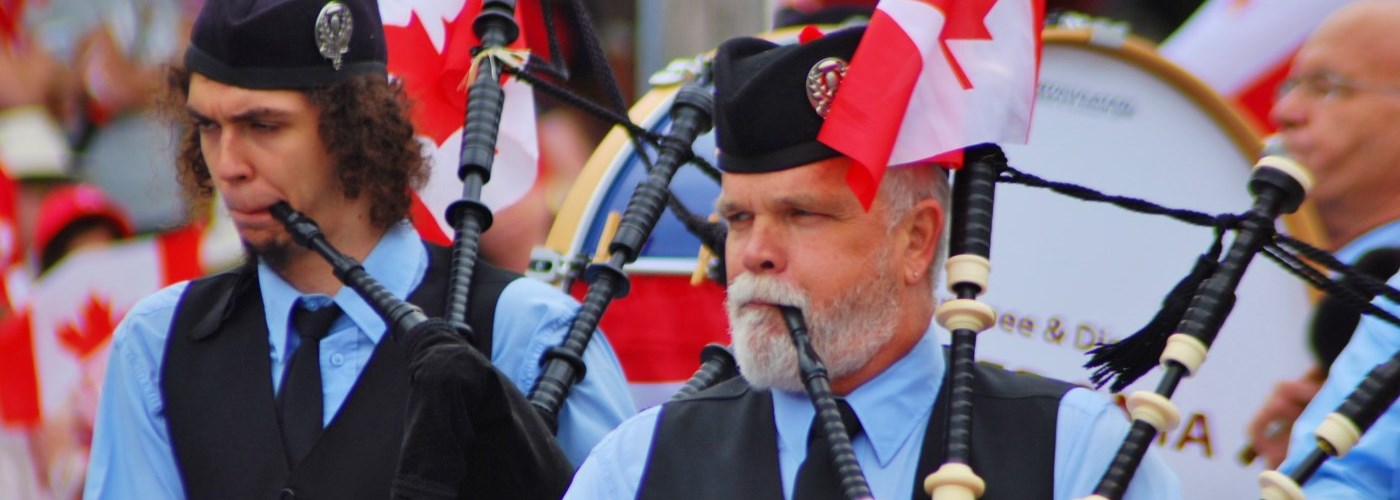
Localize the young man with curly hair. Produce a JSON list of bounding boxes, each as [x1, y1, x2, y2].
[[83, 1, 634, 498]]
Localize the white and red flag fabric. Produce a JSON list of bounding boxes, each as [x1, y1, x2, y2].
[[0, 226, 204, 427], [0, 162, 22, 312], [380, 0, 548, 244], [1159, 0, 1353, 132], [819, 0, 1045, 208], [0, 0, 25, 41]]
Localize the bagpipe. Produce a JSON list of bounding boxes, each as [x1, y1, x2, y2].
[[1079, 141, 1310, 499], [538, 18, 1400, 499], [1258, 347, 1400, 499], [277, 0, 1400, 495], [781, 305, 875, 499], [256, 0, 615, 496], [266, 0, 723, 494], [270, 197, 573, 499]]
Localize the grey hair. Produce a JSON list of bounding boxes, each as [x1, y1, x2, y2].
[[878, 164, 952, 288]]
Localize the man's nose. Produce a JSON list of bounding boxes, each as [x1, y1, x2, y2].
[[738, 220, 786, 275], [208, 129, 253, 183], [1271, 85, 1309, 132]]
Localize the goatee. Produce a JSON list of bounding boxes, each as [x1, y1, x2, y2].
[[726, 266, 899, 393], [242, 237, 297, 272]]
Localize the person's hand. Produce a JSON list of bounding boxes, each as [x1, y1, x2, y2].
[[396, 319, 573, 499], [0, 36, 62, 110], [76, 27, 162, 119], [1245, 366, 1326, 468]]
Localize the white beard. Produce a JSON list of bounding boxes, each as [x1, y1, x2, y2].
[[726, 265, 901, 393]]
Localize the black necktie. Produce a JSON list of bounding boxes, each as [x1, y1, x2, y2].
[[794, 399, 863, 500], [279, 302, 342, 467]]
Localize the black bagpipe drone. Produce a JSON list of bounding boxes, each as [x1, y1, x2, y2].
[[532, 19, 1400, 500], [274, 3, 1400, 497], [258, 0, 691, 496], [268, 3, 582, 497], [267, 0, 725, 494]]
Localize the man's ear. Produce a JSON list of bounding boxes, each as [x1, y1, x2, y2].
[[901, 198, 943, 285]]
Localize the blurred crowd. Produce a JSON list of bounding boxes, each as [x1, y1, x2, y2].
[[1, 0, 199, 287], [1, 1, 201, 498]]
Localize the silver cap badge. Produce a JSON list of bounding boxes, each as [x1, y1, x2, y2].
[[315, 1, 353, 71], [805, 57, 848, 118]]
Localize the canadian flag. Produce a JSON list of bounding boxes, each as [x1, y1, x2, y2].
[[380, 0, 546, 244], [1158, 0, 1354, 132], [0, 226, 203, 426], [819, 0, 1044, 207], [0, 161, 21, 310]]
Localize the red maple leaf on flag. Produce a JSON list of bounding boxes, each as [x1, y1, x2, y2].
[[385, 1, 551, 145], [385, 12, 475, 145], [56, 294, 120, 360], [924, 0, 998, 89]]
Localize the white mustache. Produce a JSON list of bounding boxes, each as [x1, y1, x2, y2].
[[726, 274, 810, 313]]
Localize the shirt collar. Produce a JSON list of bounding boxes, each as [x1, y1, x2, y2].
[[772, 324, 944, 467], [1336, 218, 1400, 265], [263, 221, 427, 359]]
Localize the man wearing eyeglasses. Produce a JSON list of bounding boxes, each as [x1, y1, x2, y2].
[[1245, 1, 1400, 496]]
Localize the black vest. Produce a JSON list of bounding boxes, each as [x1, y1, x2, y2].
[[161, 243, 518, 500], [637, 361, 1073, 500]]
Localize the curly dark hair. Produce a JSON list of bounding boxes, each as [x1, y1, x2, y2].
[[160, 65, 428, 230]]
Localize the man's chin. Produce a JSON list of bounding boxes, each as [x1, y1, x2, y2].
[[242, 237, 297, 271], [730, 323, 803, 392], [737, 363, 804, 393]]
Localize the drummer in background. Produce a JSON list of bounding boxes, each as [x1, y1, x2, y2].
[[564, 26, 1179, 500], [1248, 1, 1400, 495]]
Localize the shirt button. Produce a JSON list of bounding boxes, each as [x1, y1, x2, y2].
[[330, 353, 345, 366]]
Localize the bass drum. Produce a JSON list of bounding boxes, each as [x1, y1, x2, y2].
[[543, 28, 1323, 498]]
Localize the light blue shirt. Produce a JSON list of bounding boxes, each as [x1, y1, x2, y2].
[[1331, 219, 1400, 269], [83, 222, 636, 499], [565, 328, 1180, 499], [1280, 220, 1400, 498]]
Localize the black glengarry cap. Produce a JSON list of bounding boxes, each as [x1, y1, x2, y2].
[[712, 26, 864, 173], [185, 0, 388, 89]]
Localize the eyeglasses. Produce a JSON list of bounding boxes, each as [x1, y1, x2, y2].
[[1276, 72, 1400, 103]]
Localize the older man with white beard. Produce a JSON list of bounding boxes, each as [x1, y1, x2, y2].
[[564, 27, 1180, 500]]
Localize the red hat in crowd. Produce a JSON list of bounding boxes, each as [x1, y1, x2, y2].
[[35, 184, 134, 260]]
